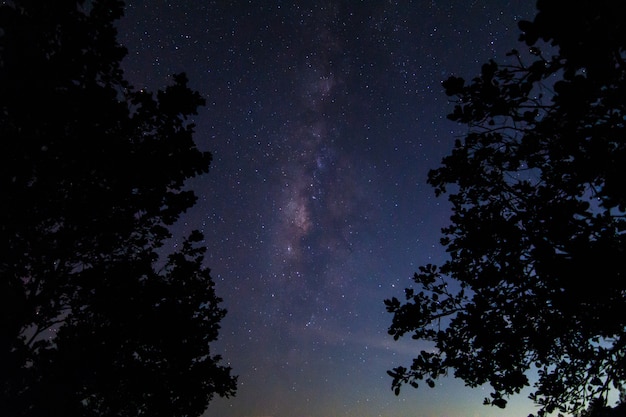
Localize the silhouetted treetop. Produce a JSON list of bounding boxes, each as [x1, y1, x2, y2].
[[1, 1, 236, 416], [386, 1, 626, 416]]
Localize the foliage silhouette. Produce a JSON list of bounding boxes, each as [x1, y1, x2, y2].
[[576, 394, 626, 417], [0, 1, 236, 416], [385, 1, 626, 416]]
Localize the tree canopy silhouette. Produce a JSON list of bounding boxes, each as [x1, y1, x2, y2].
[[0, 1, 236, 416], [385, 1, 626, 416]]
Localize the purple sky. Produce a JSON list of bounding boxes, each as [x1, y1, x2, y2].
[[118, 2, 539, 416]]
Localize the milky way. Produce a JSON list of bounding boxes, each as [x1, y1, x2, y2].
[[118, 2, 539, 416]]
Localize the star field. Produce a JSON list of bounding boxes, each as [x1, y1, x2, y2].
[[118, 2, 539, 416]]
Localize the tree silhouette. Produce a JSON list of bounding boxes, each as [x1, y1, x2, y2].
[[577, 394, 626, 417], [0, 1, 236, 416], [385, 1, 626, 416]]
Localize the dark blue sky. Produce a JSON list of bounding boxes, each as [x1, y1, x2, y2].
[[118, 2, 538, 416]]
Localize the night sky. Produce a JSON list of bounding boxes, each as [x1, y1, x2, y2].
[[117, 2, 539, 416]]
